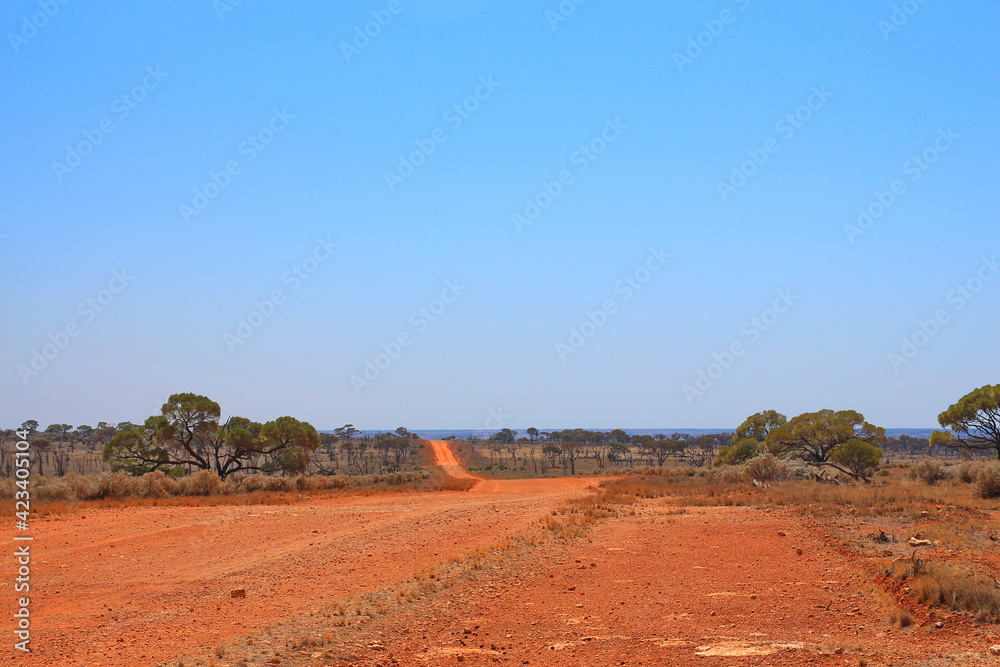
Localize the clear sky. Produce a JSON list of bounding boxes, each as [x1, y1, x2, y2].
[[1, 0, 997, 430]]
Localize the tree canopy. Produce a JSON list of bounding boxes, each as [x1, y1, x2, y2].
[[102, 393, 320, 478], [764, 409, 886, 481], [934, 384, 1000, 458]]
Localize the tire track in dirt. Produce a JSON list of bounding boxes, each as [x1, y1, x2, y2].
[[330, 501, 998, 666], [5, 441, 597, 666]]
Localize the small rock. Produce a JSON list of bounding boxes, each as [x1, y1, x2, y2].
[[934, 621, 944, 629], [568, 585, 576, 591], [777, 531, 787, 537], [463, 628, 473, 635], [990, 644, 1000, 656], [230, 589, 246, 599], [908, 537, 933, 547], [796, 548, 803, 556]]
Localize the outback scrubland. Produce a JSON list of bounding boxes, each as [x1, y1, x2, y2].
[[4, 384, 1000, 666]]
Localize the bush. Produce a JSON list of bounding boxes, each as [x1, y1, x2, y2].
[[956, 461, 984, 484], [713, 438, 760, 467], [910, 459, 949, 486], [177, 470, 224, 496], [973, 462, 1000, 499], [829, 439, 883, 480], [740, 454, 811, 484], [910, 561, 1000, 622], [138, 471, 179, 498], [92, 473, 140, 500]]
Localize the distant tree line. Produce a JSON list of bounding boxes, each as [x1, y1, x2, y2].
[[470, 384, 1000, 482], [0, 393, 422, 480]]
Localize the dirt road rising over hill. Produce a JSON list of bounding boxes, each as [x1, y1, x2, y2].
[[3, 441, 595, 666], [6, 441, 996, 666]]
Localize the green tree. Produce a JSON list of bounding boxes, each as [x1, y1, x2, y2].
[[735, 410, 787, 442], [714, 438, 760, 466], [829, 439, 883, 481], [765, 409, 886, 481], [257, 416, 320, 476], [102, 393, 319, 479], [934, 384, 1000, 458], [102, 416, 174, 475], [334, 424, 359, 440], [492, 428, 517, 444], [607, 441, 629, 463]]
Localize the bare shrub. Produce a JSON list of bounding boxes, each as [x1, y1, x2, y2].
[[138, 471, 179, 498], [955, 461, 984, 484], [91, 473, 139, 500], [33, 477, 74, 502], [910, 459, 949, 486], [973, 462, 1000, 499], [232, 474, 292, 493], [740, 454, 811, 484], [177, 470, 224, 496], [911, 562, 1000, 622]]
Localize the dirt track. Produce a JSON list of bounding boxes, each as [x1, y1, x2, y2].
[[6, 441, 998, 666], [3, 441, 597, 666]]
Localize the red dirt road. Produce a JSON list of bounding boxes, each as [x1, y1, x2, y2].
[[330, 501, 999, 666], [2, 442, 596, 666], [6, 442, 996, 666]]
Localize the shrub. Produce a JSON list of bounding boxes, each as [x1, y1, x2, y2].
[[740, 454, 811, 484], [138, 471, 178, 498], [177, 470, 224, 496], [955, 461, 984, 484], [829, 439, 883, 480], [910, 459, 949, 486], [92, 473, 139, 500], [910, 562, 1000, 622], [713, 438, 760, 467], [973, 462, 1000, 499]]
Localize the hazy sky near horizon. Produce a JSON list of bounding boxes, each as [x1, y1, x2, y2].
[[1, 1, 997, 430]]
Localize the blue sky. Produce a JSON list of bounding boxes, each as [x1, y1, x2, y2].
[[1, 0, 997, 430]]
